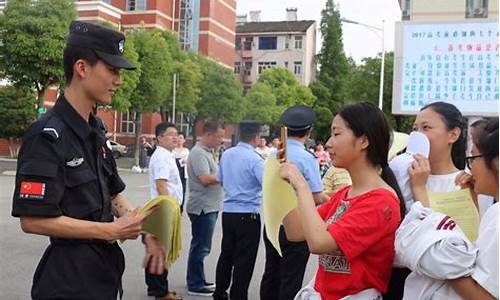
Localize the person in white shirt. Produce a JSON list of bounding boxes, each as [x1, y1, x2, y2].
[[449, 118, 498, 300], [256, 137, 271, 158], [146, 122, 183, 300], [174, 133, 190, 212], [386, 102, 468, 300]]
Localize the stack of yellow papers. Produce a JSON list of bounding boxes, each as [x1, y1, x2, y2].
[[139, 195, 182, 267]]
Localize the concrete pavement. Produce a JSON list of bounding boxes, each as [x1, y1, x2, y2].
[[0, 165, 318, 299]]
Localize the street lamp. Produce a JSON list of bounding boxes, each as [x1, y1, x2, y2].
[[341, 18, 385, 110]]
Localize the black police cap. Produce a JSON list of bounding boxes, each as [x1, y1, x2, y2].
[[67, 21, 135, 70], [281, 104, 316, 131], [239, 120, 261, 135]]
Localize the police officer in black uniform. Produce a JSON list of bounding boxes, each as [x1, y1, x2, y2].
[[11, 21, 165, 300]]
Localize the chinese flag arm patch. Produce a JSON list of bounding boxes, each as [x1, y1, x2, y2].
[[19, 182, 45, 200]]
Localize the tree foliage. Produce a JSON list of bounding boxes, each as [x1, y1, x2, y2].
[[0, 0, 77, 108], [252, 68, 315, 134], [243, 83, 278, 124], [257, 68, 315, 108], [0, 85, 37, 157], [196, 58, 244, 123], [344, 52, 414, 132], [315, 0, 349, 111], [128, 29, 173, 113]]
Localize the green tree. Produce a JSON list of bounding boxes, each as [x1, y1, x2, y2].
[[243, 82, 278, 124], [128, 29, 173, 166], [313, 106, 334, 142], [196, 60, 244, 122], [0, 85, 37, 157], [172, 57, 202, 115], [344, 52, 414, 132], [0, 0, 77, 111], [256, 68, 316, 135], [315, 0, 349, 111], [258, 68, 315, 108]]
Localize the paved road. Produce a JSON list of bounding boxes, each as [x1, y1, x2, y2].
[[0, 166, 317, 299]]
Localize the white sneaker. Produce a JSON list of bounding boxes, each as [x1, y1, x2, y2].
[[187, 288, 213, 297]]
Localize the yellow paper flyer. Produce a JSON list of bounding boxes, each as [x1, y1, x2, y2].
[[139, 195, 182, 266], [429, 189, 480, 241], [262, 157, 299, 256]]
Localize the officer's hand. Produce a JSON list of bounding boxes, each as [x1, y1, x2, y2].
[[110, 207, 156, 240], [143, 234, 166, 275]]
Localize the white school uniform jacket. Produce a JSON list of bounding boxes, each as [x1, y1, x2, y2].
[[395, 202, 478, 300]]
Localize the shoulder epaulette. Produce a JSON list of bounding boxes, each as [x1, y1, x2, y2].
[[41, 113, 64, 142]]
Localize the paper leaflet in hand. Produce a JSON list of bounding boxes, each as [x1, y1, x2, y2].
[[139, 195, 182, 267], [389, 132, 430, 213]]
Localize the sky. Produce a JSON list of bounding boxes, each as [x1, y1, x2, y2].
[[236, 0, 402, 63]]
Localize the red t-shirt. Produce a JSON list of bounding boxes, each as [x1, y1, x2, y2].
[[314, 186, 401, 299]]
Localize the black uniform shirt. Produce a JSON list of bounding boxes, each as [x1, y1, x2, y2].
[[12, 96, 126, 300]]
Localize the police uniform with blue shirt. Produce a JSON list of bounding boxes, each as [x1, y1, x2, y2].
[[261, 105, 324, 300], [213, 121, 265, 300], [11, 21, 134, 300]]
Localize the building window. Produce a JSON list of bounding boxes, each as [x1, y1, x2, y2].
[[258, 61, 277, 74], [285, 36, 290, 49], [234, 62, 241, 74], [284, 61, 289, 68], [294, 61, 302, 75], [401, 0, 411, 20], [127, 0, 146, 11], [466, 0, 488, 18], [0, 0, 6, 9], [235, 38, 241, 50], [101, 0, 111, 4], [244, 61, 252, 76], [244, 37, 253, 50], [294, 36, 303, 49], [179, 0, 193, 51], [259, 37, 277, 50], [121, 111, 136, 134]]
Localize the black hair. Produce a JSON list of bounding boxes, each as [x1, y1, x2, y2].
[[420, 102, 467, 170], [470, 118, 489, 145], [155, 122, 177, 138], [471, 118, 488, 129], [202, 119, 222, 135], [338, 102, 406, 219], [288, 128, 311, 138], [475, 118, 499, 171], [63, 45, 99, 86], [239, 122, 261, 143]]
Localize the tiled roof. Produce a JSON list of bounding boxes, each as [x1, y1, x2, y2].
[[236, 20, 315, 34]]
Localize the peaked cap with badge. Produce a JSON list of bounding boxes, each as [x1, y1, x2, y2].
[[281, 104, 317, 131], [67, 21, 135, 70]]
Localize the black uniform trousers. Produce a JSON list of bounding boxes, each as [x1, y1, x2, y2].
[[213, 212, 261, 300], [145, 269, 169, 297], [260, 226, 310, 300]]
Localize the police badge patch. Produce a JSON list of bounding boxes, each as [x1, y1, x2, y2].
[[118, 39, 124, 53]]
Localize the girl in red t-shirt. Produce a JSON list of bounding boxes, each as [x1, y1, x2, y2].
[[279, 102, 405, 300]]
